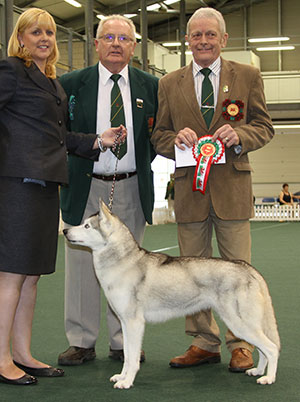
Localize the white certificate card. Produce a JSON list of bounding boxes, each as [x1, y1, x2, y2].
[[175, 144, 226, 167]]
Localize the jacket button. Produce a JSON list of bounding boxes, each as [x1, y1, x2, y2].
[[57, 99, 61, 105], [58, 120, 62, 126], [60, 140, 64, 145]]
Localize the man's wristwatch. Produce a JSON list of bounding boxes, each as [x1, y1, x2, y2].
[[97, 134, 107, 152]]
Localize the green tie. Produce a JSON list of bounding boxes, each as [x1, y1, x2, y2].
[[200, 68, 214, 128], [110, 74, 127, 159]]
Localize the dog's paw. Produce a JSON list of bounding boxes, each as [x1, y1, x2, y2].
[[246, 367, 264, 377], [110, 374, 125, 383], [113, 379, 134, 389], [256, 375, 275, 385]]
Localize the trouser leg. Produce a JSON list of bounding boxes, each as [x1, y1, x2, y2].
[[211, 210, 254, 352], [178, 217, 221, 353]]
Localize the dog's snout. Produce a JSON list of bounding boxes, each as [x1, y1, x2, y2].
[[63, 229, 68, 236]]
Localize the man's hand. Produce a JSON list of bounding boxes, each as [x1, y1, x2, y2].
[[175, 127, 198, 150], [211, 124, 240, 148]]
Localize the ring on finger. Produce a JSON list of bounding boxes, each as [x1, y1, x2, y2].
[[225, 136, 229, 142]]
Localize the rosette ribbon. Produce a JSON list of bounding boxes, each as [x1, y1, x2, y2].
[[192, 136, 225, 194]]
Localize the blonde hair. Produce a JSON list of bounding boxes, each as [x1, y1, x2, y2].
[[96, 14, 136, 42], [8, 8, 59, 78], [187, 7, 226, 37]]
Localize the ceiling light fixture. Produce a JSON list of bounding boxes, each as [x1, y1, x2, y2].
[[248, 36, 290, 43], [146, 3, 161, 11], [256, 45, 295, 51], [124, 14, 137, 18], [64, 0, 82, 8], [162, 41, 188, 47], [273, 124, 300, 129], [177, 51, 193, 55], [135, 32, 142, 40], [163, 0, 180, 4], [96, 14, 105, 20]]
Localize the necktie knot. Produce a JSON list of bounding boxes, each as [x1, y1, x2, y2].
[[111, 74, 121, 83], [200, 68, 212, 78]]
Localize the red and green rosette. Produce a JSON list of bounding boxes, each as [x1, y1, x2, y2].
[[192, 136, 225, 194], [222, 99, 244, 121]]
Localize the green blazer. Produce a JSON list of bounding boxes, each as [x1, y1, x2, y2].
[[59, 64, 159, 225]]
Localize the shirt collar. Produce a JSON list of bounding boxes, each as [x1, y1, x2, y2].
[[193, 56, 221, 78], [98, 62, 129, 85]]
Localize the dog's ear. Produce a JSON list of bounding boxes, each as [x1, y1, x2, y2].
[[98, 198, 111, 222]]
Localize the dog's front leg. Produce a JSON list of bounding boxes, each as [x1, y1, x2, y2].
[[110, 315, 145, 389]]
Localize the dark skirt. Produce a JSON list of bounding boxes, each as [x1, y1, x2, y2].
[[0, 177, 59, 275]]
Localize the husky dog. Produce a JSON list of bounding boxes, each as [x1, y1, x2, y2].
[[64, 200, 280, 389]]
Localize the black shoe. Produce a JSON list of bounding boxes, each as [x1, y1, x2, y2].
[[13, 361, 64, 377], [0, 373, 37, 385], [58, 346, 96, 366], [108, 348, 145, 363]]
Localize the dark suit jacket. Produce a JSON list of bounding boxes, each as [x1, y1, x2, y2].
[[0, 57, 99, 184], [59, 64, 159, 225], [152, 59, 274, 222]]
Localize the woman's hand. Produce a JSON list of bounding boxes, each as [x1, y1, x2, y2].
[[101, 125, 127, 148], [93, 125, 127, 150]]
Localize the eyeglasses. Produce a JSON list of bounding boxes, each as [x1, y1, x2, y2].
[[98, 34, 134, 44]]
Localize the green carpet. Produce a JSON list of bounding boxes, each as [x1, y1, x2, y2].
[[1, 221, 299, 402]]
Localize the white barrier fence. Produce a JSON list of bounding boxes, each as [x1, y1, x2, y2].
[[152, 204, 300, 224], [252, 204, 300, 221]]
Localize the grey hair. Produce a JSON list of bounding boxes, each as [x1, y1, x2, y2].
[[96, 14, 136, 42], [187, 7, 226, 36]]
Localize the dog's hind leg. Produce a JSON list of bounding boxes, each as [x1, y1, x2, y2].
[[246, 337, 279, 385], [230, 323, 279, 385], [110, 314, 145, 389], [246, 349, 267, 377]]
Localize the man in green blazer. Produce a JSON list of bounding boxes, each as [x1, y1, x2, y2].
[[58, 15, 158, 365], [152, 8, 274, 372]]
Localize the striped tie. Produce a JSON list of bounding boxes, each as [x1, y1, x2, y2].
[[200, 68, 214, 128], [110, 74, 127, 159]]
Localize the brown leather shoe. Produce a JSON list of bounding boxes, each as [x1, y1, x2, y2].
[[228, 348, 254, 372], [169, 345, 221, 368], [58, 346, 96, 366]]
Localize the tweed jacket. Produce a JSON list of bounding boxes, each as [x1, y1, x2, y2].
[[151, 58, 274, 222], [59, 64, 159, 225], [0, 57, 99, 184]]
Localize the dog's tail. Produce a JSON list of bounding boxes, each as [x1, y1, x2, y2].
[[261, 280, 281, 351]]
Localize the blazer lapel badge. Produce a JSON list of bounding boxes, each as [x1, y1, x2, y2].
[[68, 95, 76, 121], [136, 98, 144, 108]]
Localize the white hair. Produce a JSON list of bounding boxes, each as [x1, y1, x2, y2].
[[96, 14, 136, 42], [187, 7, 226, 36]]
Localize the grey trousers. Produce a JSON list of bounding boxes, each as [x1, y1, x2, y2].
[[64, 174, 146, 350], [177, 205, 254, 354]]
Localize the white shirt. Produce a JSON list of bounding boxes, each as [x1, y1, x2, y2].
[[93, 62, 136, 175], [193, 57, 221, 110]]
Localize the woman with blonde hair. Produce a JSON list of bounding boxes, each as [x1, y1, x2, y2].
[[0, 8, 125, 385]]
